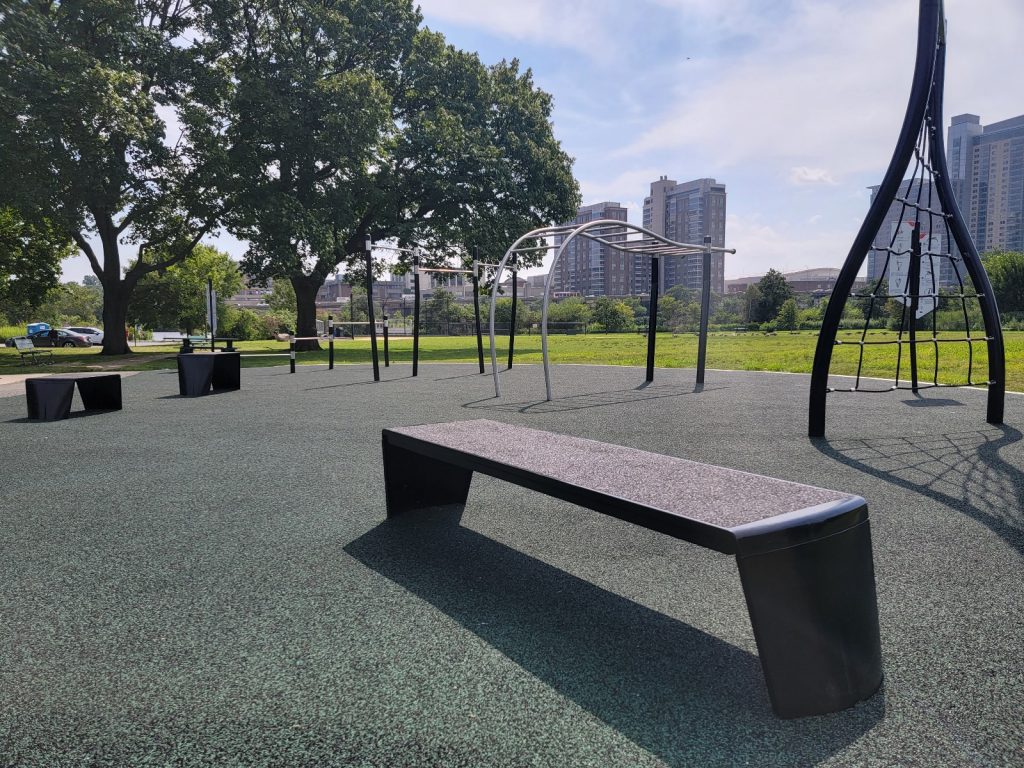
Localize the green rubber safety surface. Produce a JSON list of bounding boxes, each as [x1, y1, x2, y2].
[[1, 363, 1022, 767]]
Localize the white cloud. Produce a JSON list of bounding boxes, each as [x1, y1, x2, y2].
[[416, 0, 616, 59], [623, 0, 1024, 177], [790, 167, 837, 186], [724, 212, 856, 278]]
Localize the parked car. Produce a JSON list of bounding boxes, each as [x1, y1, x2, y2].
[[64, 326, 104, 344], [28, 329, 91, 348]]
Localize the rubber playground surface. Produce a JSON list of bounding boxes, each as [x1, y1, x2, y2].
[[1, 362, 1022, 766]]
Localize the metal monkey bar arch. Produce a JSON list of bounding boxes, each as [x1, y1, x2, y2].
[[488, 220, 735, 399]]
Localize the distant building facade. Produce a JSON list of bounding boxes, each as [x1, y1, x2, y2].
[[865, 179, 957, 289], [638, 177, 727, 294], [948, 113, 1024, 254], [726, 268, 867, 297], [551, 202, 629, 296]]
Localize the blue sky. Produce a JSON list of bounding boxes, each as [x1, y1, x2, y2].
[[61, 0, 1023, 282]]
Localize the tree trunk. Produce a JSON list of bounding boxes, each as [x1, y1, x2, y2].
[[100, 283, 131, 354], [292, 274, 322, 352]]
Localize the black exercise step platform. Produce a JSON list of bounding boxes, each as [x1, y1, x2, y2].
[[176, 352, 241, 397], [25, 374, 122, 421], [382, 418, 882, 719]]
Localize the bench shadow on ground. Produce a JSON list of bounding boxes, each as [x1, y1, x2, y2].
[[814, 425, 1024, 558], [345, 507, 883, 767], [6, 409, 119, 424], [461, 383, 726, 414]]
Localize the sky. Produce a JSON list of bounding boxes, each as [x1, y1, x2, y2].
[[61, 0, 1024, 283]]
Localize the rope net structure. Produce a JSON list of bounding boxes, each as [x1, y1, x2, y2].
[[808, 0, 1005, 437]]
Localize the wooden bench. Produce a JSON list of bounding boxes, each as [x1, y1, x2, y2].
[[381, 419, 882, 719], [25, 374, 122, 421], [14, 337, 53, 366]]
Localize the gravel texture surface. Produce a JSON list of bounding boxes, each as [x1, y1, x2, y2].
[[1, 362, 1022, 767]]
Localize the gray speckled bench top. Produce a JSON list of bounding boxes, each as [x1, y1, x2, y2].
[[386, 419, 859, 544]]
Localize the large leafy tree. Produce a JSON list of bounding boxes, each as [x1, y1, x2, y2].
[[128, 245, 242, 335], [208, 0, 579, 349], [0, 1, 230, 353], [982, 251, 1024, 314], [0, 208, 73, 323], [753, 269, 793, 323]]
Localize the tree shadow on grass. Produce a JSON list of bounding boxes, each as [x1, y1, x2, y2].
[[462, 383, 727, 415], [345, 508, 883, 767], [813, 425, 1024, 557]]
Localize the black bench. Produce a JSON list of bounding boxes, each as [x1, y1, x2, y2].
[[382, 419, 882, 719], [25, 374, 122, 421], [176, 352, 241, 397]]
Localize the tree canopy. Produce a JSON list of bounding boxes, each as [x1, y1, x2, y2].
[[128, 246, 242, 335], [0, 208, 73, 323], [982, 251, 1024, 314], [206, 0, 580, 345], [753, 269, 793, 323], [0, 0, 230, 352]]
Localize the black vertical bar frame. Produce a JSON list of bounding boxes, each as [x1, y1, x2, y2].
[[289, 336, 296, 374], [508, 269, 518, 369], [696, 236, 712, 385], [365, 247, 380, 382], [328, 315, 334, 370], [646, 254, 659, 382], [473, 247, 485, 374], [809, 0, 943, 437], [927, 21, 1005, 424], [908, 222, 921, 392], [413, 254, 421, 377], [383, 314, 390, 367]]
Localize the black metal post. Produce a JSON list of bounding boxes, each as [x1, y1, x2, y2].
[[696, 236, 712, 385], [508, 269, 517, 369], [383, 313, 390, 367], [365, 245, 380, 382], [289, 335, 296, 374], [646, 254, 660, 382], [908, 222, 921, 393], [473, 249, 485, 374], [413, 253, 421, 377], [328, 315, 334, 370]]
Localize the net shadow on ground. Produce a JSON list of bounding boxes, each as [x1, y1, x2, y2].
[[462, 383, 727, 415], [345, 507, 884, 767], [814, 426, 1024, 558]]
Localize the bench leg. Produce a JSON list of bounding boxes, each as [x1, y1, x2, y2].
[[25, 379, 75, 421], [736, 518, 882, 718], [76, 376, 122, 411], [382, 438, 473, 517]]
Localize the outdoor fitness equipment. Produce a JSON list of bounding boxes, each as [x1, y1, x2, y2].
[[808, 0, 1005, 437], [407, 248, 503, 377], [487, 222, 735, 399]]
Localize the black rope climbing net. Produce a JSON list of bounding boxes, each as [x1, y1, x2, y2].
[[838, 108, 993, 395], [808, 0, 1004, 437]]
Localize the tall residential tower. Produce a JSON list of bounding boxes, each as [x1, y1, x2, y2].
[[551, 202, 629, 297], [638, 177, 727, 294]]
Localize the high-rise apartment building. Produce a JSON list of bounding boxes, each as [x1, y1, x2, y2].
[[551, 201, 629, 297], [638, 177, 727, 294], [947, 113, 1024, 253]]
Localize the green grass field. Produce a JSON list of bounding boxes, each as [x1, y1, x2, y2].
[[3, 330, 1022, 391]]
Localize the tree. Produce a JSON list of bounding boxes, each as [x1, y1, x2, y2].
[[267, 279, 297, 315], [741, 284, 762, 324], [35, 281, 104, 327], [775, 298, 799, 331], [754, 270, 793, 323], [592, 296, 635, 332], [129, 246, 243, 335], [210, 1, 579, 350], [422, 288, 472, 334], [0, 2, 230, 353], [0, 208, 74, 323], [547, 296, 592, 326], [982, 251, 1024, 314], [493, 298, 534, 332]]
